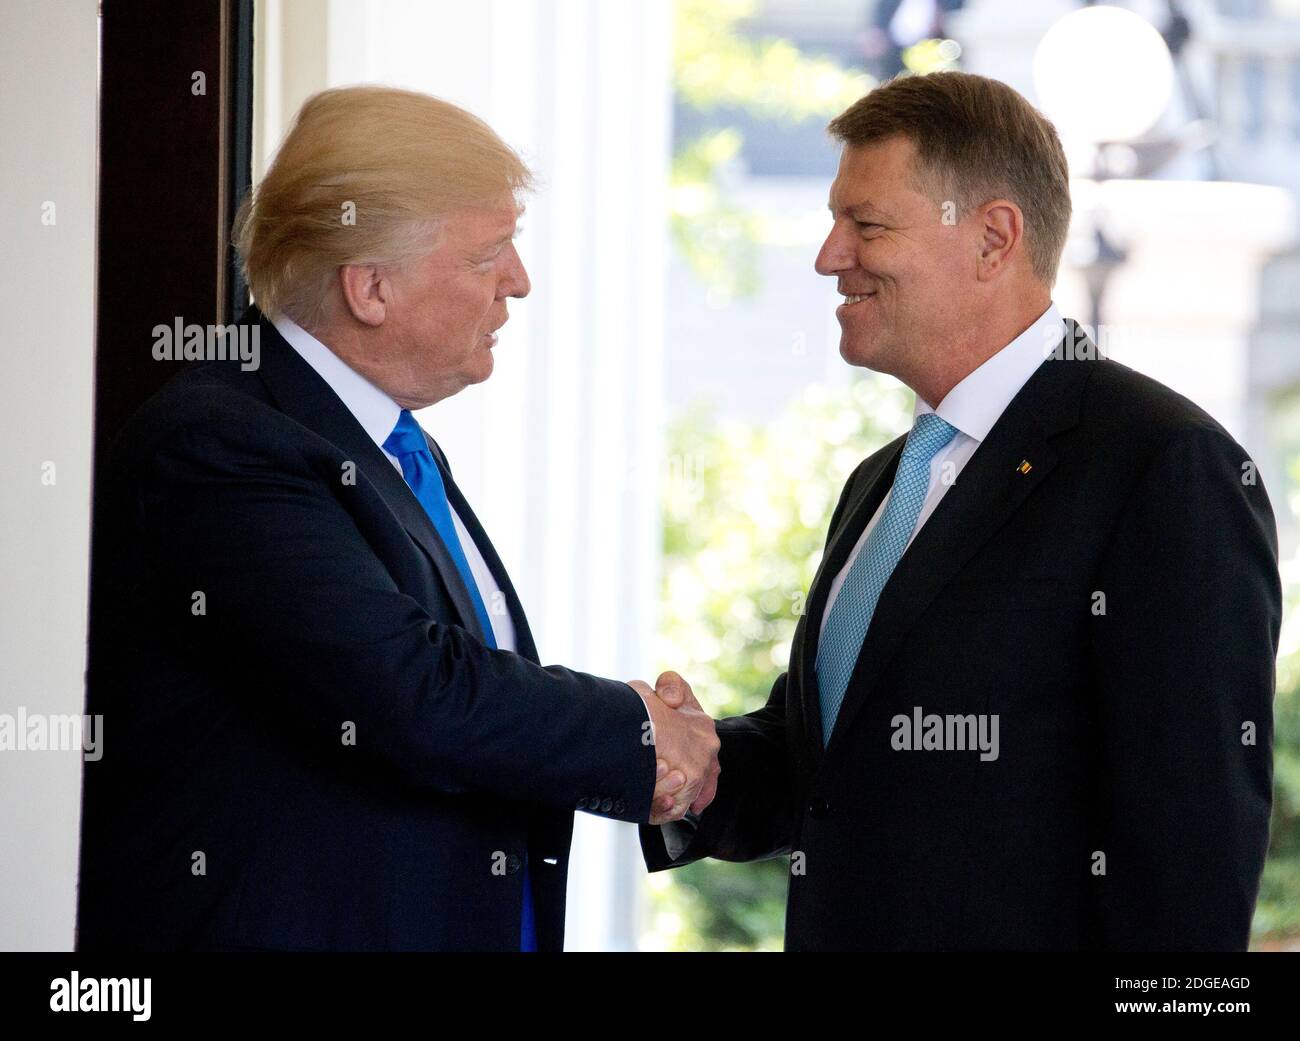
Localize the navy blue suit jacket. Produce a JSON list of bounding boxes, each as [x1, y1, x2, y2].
[[78, 310, 655, 951], [643, 320, 1280, 951]]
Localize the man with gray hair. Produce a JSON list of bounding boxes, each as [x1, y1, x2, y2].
[[644, 71, 1279, 952], [78, 86, 718, 952]]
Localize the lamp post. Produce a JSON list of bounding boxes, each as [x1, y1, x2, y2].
[[1033, 3, 1179, 334]]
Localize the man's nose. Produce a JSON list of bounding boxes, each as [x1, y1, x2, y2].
[[814, 223, 855, 277], [501, 244, 531, 299]]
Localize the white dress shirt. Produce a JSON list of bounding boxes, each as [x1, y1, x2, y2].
[[818, 302, 1064, 640], [273, 314, 517, 652]]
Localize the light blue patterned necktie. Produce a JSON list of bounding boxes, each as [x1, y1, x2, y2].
[[815, 412, 958, 745]]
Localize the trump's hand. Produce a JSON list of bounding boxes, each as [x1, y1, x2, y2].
[[628, 671, 721, 825]]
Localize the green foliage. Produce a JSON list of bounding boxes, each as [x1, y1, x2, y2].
[[650, 377, 910, 951], [674, 0, 870, 120], [670, 131, 763, 301], [670, 0, 871, 301], [900, 37, 964, 75]]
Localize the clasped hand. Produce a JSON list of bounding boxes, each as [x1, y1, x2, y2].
[[627, 671, 721, 826]]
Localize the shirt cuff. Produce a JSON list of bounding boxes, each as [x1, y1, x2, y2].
[[661, 812, 700, 861]]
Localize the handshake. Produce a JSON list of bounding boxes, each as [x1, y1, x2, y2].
[[628, 671, 722, 826]]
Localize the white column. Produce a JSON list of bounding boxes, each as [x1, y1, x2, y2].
[[0, 0, 99, 950]]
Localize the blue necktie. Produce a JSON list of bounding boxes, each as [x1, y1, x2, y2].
[[382, 409, 537, 952], [815, 412, 958, 745], [384, 410, 497, 647]]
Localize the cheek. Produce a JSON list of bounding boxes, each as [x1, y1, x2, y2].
[[861, 240, 910, 285], [466, 280, 499, 331], [890, 243, 957, 302], [442, 288, 492, 346]]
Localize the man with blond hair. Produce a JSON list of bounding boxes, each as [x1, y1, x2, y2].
[[77, 86, 718, 952], [644, 71, 1279, 951]]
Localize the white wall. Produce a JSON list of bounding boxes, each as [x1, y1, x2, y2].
[[0, 0, 99, 950]]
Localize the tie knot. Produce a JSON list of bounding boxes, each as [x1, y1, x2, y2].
[[902, 412, 958, 462], [383, 410, 429, 458]]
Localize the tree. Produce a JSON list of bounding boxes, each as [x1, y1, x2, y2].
[[670, 0, 869, 301], [648, 377, 911, 951]]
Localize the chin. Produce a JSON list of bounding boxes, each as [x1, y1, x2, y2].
[[840, 336, 886, 372], [844, 304, 911, 367]]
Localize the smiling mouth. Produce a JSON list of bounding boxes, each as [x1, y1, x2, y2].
[[837, 292, 877, 316]]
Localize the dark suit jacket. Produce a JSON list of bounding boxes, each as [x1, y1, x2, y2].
[[643, 320, 1280, 951], [77, 310, 655, 952]]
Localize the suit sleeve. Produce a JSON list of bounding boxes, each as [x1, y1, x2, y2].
[[641, 457, 874, 870], [128, 411, 657, 823], [1089, 423, 1280, 950]]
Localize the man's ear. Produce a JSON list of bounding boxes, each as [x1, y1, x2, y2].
[[337, 264, 389, 327], [975, 199, 1024, 282]]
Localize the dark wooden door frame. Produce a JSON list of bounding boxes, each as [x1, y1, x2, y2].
[[93, 0, 253, 460], [79, 0, 253, 948]]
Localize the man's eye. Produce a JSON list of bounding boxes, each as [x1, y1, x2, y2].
[[856, 221, 880, 231]]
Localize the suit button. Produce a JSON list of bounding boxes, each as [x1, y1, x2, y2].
[[600, 797, 614, 813], [614, 799, 626, 815], [576, 797, 589, 810], [506, 854, 522, 874], [808, 798, 829, 819]]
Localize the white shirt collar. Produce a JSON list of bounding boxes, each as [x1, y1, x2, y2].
[[272, 313, 403, 452], [914, 302, 1063, 443]]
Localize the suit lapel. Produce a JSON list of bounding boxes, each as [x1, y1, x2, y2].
[[794, 434, 905, 762], [812, 323, 1099, 771], [250, 308, 490, 644]]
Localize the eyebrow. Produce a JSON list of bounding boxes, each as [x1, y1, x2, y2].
[[828, 198, 893, 221], [483, 227, 519, 250]]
